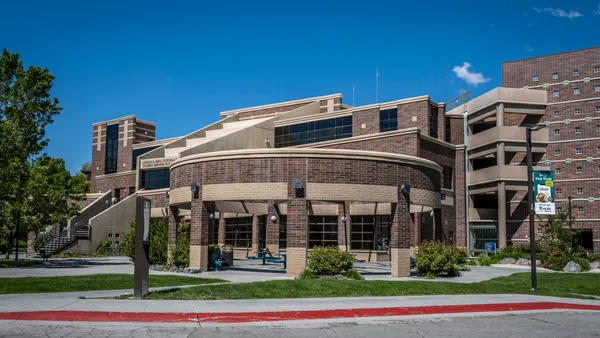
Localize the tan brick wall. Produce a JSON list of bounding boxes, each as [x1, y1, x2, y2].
[[189, 245, 209, 270], [306, 183, 398, 202], [202, 183, 288, 201], [390, 248, 411, 277], [285, 247, 307, 277]]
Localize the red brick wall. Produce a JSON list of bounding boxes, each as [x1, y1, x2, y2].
[[95, 173, 136, 196], [316, 133, 420, 157], [398, 100, 431, 131], [352, 108, 380, 137], [449, 117, 465, 145]]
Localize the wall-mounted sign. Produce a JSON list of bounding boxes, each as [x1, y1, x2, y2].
[[534, 170, 555, 215], [140, 157, 176, 169]]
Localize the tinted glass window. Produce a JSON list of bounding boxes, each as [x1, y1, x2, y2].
[[104, 124, 119, 174], [274, 116, 353, 148]]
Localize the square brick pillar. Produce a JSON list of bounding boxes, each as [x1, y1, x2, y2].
[[454, 147, 467, 247], [217, 213, 225, 247], [337, 201, 351, 252], [286, 192, 308, 277], [390, 188, 413, 277], [252, 214, 260, 254], [189, 198, 213, 271], [266, 201, 280, 252], [167, 206, 178, 264]]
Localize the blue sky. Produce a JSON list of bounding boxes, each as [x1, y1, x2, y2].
[[1, 0, 599, 173]]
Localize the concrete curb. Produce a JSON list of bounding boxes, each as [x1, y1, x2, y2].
[[1, 302, 599, 324]]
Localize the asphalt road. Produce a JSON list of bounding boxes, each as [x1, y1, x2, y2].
[[1, 312, 599, 338]]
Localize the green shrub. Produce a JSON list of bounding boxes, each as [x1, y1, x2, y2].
[[574, 257, 590, 271], [309, 246, 354, 275], [52, 251, 103, 258], [467, 259, 478, 266], [587, 253, 600, 262], [345, 269, 364, 280], [172, 222, 190, 268], [298, 268, 316, 280], [414, 241, 468, 277], [123, 217, 169, 265], [477, 253, 493, 266], [95, 240, 111, 252], [124, 221, 136, 261]]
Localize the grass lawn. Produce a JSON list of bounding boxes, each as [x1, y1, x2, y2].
[[143, 273, 600, 300], [0, 274, 228, 294], [0, 259, 42, 269]]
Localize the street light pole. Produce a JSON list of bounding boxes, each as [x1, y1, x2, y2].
[[526, 126, 538, 291]]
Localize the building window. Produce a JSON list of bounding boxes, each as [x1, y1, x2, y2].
[[555, 168, 561, 174], [576, 166, 583, 174], [577, 187, 583, 194], [224, 217, 252, 248], [274, 116, 352, 148], [429, 105, 439, 138], [573, 88, 580, 95], [553, 129, 560, 135], [598, 146, 600, 153], [441, 167, 453, 190], [597, 125, 600, 132], [132, 146, 159, 170], [578, 206, 584, 213], [553, 110, 560, 117], [140, 169, 170, 190], [595, 66, 600, 73], [575, 147, 582, 154], [597, 106, 600, 113], [553, 91, 559, 97], [445, 117, 451, 143], [532, 75, 539, 82], [598, 166, 600, 173], [350, 216, 391, 250], [115, 233, 119, 238], [113, 188, 121, 202], [129, 186, 136, 195], [575, 127, 581, 134], [595, 86, 600, 92], [574, 109, 580, 115], [556, 188, 562, 194], [552, 72, 559, 80], [279, 216, 287, 249], [555, 149, 561, 156], [104, 124, 119, 174], [108, 233, 113, 238], [308, 216, 338, 248], [379, 108, 398, 132], [573, 69, 579, 76]]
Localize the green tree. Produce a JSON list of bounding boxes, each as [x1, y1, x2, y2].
[[0, 48, 63, 259], [538, 204, 580, 254]]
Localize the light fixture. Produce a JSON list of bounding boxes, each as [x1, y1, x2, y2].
[[341, 216, 347, 223], [270, 215, 277, 222], [430, 210, 435, 218], [209, 213, 214, 219], [265, 137, 270, 144]]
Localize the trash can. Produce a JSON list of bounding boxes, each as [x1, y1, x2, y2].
[[222, 245, 234, 266]]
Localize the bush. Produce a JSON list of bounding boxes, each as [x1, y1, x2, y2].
[[467, 259, 478, 266], [95, 240, 111, 252], [124, 221, 136, 261], [309, 246, 354, 275], [172, 222, 190, 268], [298, 268, 316, 280], [587, 253, 600, 262], [414, 241, 468, 277], [345, 269, 364, 280], [574, 257, 590, 271], [477, 253, 493, 266], [123, 217, 169, 265]]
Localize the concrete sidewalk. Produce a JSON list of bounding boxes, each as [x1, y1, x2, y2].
[[0, 294, 599, 326]]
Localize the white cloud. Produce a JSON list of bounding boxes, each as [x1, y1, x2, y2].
[[532, 7, 583, 19], [594, 3, 600, 15], [525, 46, 534, 53], [452, 62, 491, 87]]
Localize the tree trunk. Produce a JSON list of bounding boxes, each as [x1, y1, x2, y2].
[[5, 232, 13, 259]]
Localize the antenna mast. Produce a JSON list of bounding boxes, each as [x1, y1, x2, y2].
[[352, 86, 356, 106], [376, 68, 379, 103]]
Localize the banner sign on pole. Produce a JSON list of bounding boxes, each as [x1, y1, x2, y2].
[[534, 170, 555, 215]]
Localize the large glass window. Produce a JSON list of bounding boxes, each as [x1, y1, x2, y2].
[[274, 116, 352, 148], [429, 105, 438, 138], [308, 216, 338, 248], [379, 108, 398, 132], [104, 124, 119, 174], [140, 169, 170, 190], [211, 218, 219, 245], [442, 167, 453, 190], [279, 215, 287, 249], [224, 217, 253, 248], [350, 216, 391, 250], [445, 117, 451, 143], [132, 146, 159, 170]]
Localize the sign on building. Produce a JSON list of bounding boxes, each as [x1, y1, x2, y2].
[[533, 170, 555, 215], [140, 157, 176, 169]]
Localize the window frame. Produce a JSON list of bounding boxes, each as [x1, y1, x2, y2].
[[379, 108, 398, 133]]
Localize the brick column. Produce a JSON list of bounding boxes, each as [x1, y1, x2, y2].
[[337, 201, 351, 252], [252, 214, 260, 254], [218, 213, 225, 247], [189, 196, 212, 271], [167, 205, 179, 264], [286, 189, 308, 277], [498, 182, 507, 248], [266, 201, 280, 252], [390, 187, 413, 277], [454, 147, 467, 247]]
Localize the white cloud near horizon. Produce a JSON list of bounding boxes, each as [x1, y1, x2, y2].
[[533, 7, 583, 19], [452, 62, 491, 87]]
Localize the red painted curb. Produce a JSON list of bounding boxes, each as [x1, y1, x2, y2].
[[0, 302, 599, 324]]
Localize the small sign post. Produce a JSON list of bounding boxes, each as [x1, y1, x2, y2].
[[134, 197, 151, 298], [485, 242, 497, 255]]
